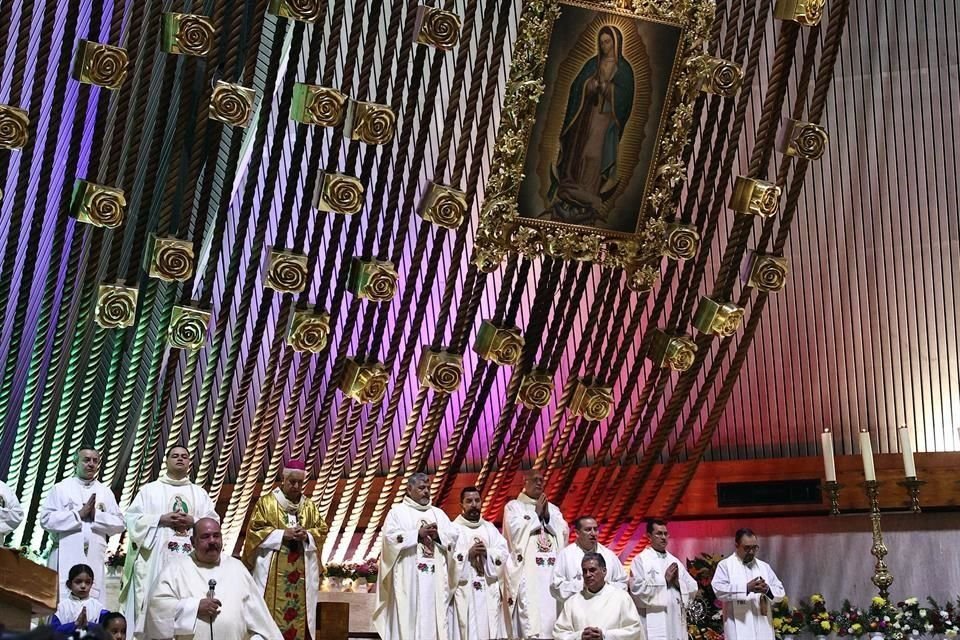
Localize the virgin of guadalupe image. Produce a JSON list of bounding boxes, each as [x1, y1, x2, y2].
[[544, 24, 635, 227]]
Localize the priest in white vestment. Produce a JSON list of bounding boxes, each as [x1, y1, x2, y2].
[[504, 469, 569, 639], [553, 552, 644, 640], [0, 479, 24, 535], [629, 519, 698, 640], [40, 447, 125, 599], [122, 446, 219, 636], [711, 528, 785, 640], [452, 486, 510, 640], [374, 472, 460, 640], [552, 516, 627, 603], [145, 518, 282, 640]]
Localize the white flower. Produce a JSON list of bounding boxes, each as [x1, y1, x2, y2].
[[920, 611, 927, 619], [905, 598, 919, 606], [884, 616, 891, 622]]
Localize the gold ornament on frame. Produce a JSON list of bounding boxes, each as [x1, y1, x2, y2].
[[417, 349, 464, 394], [0, 105, 29, 149], [730, 177, 782, 218], [95, 283, 138, 329], [415, 6, 462, 50], [73, 40, 129, 89], [168, 305, 211, 350], [291, 84, 347, 127], [209, 81, 255, 127], [148, 235, 195, 282], [418, 182, 468, 230], [744, 252, 789, 292], [347, 258, 398, 302], [647, 328, 697, 372], [70, 180, 126, 229], [162, 13, 215, 57], [264, 248, 309, 293], [626, 264, 660, 293], [268, 0, 323, 22], [345, 100, 396, 145], [570, 380, 614, 421], [777, 118, 828, 160], [473, 321, 524, 366], [692, 296, 744, 338], [340, 358, 390, 404], [774, 0, 825, 26], [314, 171, 365, 215], [286, 309, 331, 353], [517, 371, 554, 409]]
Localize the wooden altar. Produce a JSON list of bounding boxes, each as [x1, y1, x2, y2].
[[0, 548, 58, 632]]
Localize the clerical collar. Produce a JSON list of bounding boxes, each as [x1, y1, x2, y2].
[[517, 492, 539, 505], [159, 472, 191, 486], [455, 514, 482, 529], [583, 584, 606, 599], [654, 549, 667, 559], [577, 542, 597, 554], [402, 495, 432, 512], [76, 476, 95, 487]]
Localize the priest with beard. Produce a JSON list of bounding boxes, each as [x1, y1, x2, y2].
[[553, 553, 644, 640], [122, 446, 219, 636], [552, 516, 627, 603], [711, 528, 785, 640], [40, 446, 125, 599], [374, 472, 460, 640], [241, 460, 328, 640], [504, 469, 569, 639], [451, 486, 510, 640], [629, 519, 698, 640], [146, 518, 282, 640]]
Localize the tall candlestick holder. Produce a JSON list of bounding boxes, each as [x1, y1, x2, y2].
[[897, 477, 926, 513], [863, 480, 893, 599], [824, 481, 842, 515]]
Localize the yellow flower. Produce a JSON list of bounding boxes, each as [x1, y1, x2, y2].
[[774, 619, 783, 630], [852, 624, 863, 633], [872, 597, 887, 607], [811, 594, 825, 604], [821, 621, 832, 631]]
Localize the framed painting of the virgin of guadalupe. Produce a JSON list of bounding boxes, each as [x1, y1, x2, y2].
[[472, 0, 714, 272]]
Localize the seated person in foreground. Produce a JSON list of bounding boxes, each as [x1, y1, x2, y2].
[[51, 563, 111, 634], [553, 552, 645, 640]]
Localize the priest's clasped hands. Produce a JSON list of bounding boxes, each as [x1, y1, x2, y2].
[[282, 526, 309, 544], [747, 576, 772, 595], [418, 522, 441, 545], [579, 625, 605, 640], [664, 562, 681, 590], [468, 539, 488, 575], [159, 511, 194, 530], [77, 494, 97, 522]]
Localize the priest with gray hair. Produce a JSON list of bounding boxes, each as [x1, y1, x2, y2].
[[373, 472, 460, 640]]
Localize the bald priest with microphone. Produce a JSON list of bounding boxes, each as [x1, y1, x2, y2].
[[146, 518, 282, 640]]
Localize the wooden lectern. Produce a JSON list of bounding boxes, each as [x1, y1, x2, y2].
[[0, 548, 58, 632]]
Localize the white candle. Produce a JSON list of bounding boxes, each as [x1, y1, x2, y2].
[[859, 429, 876, 481], [899, 425, 917, 478], [821, 429, 837, 482]]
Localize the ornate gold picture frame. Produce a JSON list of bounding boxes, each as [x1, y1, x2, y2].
[[472, 0, 714, 273]]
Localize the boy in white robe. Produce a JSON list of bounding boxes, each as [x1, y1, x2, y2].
[[451, 486, 510, 640], [0, 478, 24, 535], [122, 446, 219, 636], [629, 519, 698, 640], [504, 469, 569, 639], [40, 447, 125, 599], [552, 516, 627, 603], [374, 472, 460, 640], [553, 552, 644, 640], [711, 528, 785, 640], [146, 518, 282, 640]]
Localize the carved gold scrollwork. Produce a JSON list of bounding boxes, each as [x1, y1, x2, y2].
[[341, 359, 390, 404], [417, 349, 464, 394], [162, 13, 215, 57], [517, 371, 554, 410], [264, 248, 309, 293], [168, 305, 211, 350], [286, 309, 331, 353], [95, 283, 138, 329], [777, 117, 828, 160], [0, 105, 29, 149], [148, 235, 195, 282], [774, 0, 825, 26], [648, 328, 697, 372], [314, 171, 365, 215], [209, 81, 256, 127], [415, 6, 462, 50], [291, 84, 347, 127], [347, 258, 398, 302], [268, 0, 324, 22], [71, 180, 126, 229], [345, 100, 396, 145], [730, 177, 781, 217], [473, 321, 524, 366], [692, 296, 744, 337], [73, 40, 129, 89], [570, 381, 614, 421], [626, 264, 660, 293]]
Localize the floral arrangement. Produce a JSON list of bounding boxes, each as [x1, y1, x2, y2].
[[324, 559, 379, 580], [685, 553, 725, 640], [925, 598, 960, 637], [866, 596, 900, 639], [106, 549, 127, 568], [835, 600, 867, 638], [772, 597, 804, 640], [801, 594, 836, 636], [893, 597, 924, 638]]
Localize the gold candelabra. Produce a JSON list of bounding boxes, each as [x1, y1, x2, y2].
[[897, 477, 926, 513], [863, 480, 893, 599], [824, 481, 842, 515]]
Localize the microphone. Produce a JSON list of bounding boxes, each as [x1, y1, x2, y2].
[[207, 579, 217, 598]]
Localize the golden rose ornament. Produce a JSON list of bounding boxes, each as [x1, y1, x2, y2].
[[730, 177, 781, 217], [71, 180, 126, 229], [473, 321, 524, 366], [517, 371, 554, 409], [418, 182, 467, 230], [648, 329, 698, 372], [148, 235, 195, 282], [0, 105, 29, 149], [268, 0, 323, 22], [693, 297, 745, 338], [286, 309, 330, 353], [340, 359, 389, 404], [95, 283, 138, 329], [774, 0, 825, 26], [209, 81, 255, 127], [314, 171, 364, 215], [415, 6, 462, 50], [167, 305, 211, 350], [291, 84, 347, 127], [347, 258, 398, 302], [693, 56, 743, 97], [345, 100, 396, 145], [264, 248, 309, 293], [570, 381, 614, 421], [777, 118, 828, 160], [417, 349, 464, 394], [162, 13, 215, 57], [73, 40, 129, 89], [662, 223, 700, 260], [745, 253, 789, 292]]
